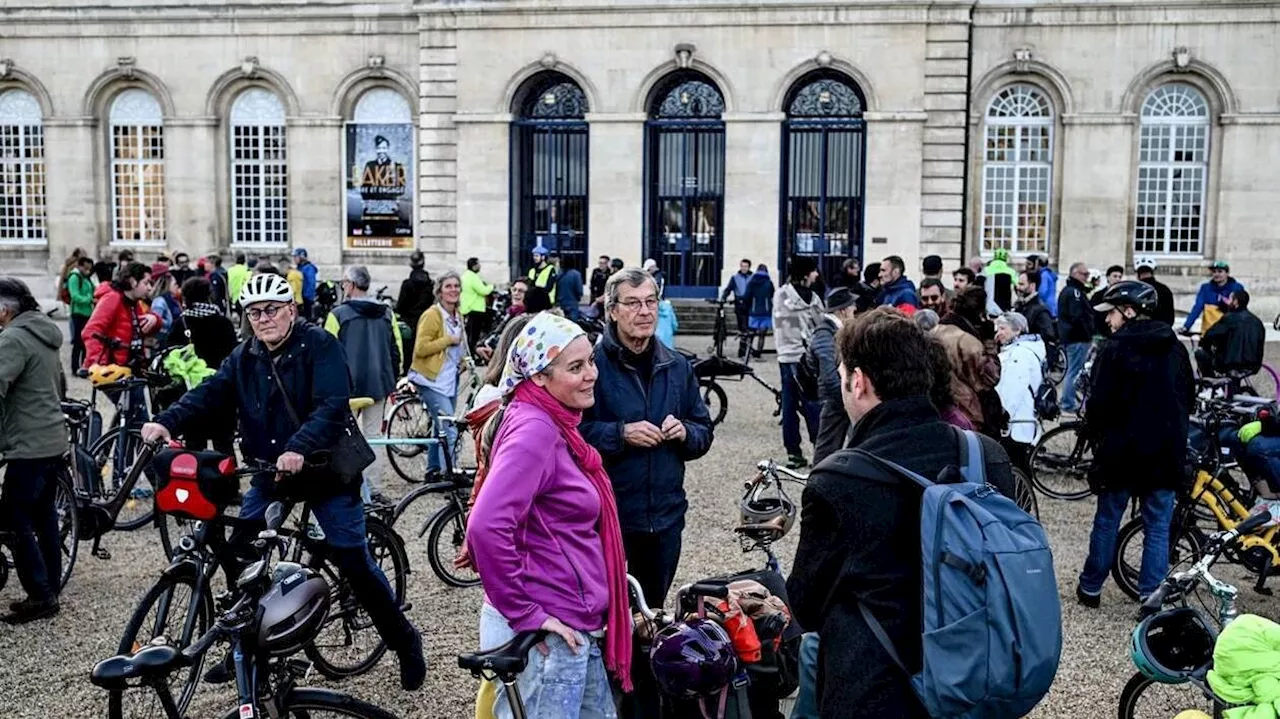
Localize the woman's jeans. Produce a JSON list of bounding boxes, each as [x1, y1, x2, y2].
[[1078, 489, 1176, 598], [779, 363, 820, 457], [790, 633, 821, 719], [479, 603, 616, 719], [418, 387, 457, 472], [1060, 342, 1091, 413]]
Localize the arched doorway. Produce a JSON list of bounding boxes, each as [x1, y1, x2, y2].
[[510, 72, 589, 276], [779, 71, 866, 282], [644, 71, 725, 297]]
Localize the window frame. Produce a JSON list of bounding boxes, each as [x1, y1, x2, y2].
[[108, 88, 166, 245], [229, 88, 289, 247], [0, 88, 47, 244], [979, 83, 1055, 256], [1132, 82, 1211, 259]]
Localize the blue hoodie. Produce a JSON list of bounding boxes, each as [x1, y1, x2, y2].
[[877, 275, 920, 310], [1038, 266, 1059, 317], [1183, 277, 1245, 331]]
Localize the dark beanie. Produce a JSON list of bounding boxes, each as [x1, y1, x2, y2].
[[788, 255, 817, 282]]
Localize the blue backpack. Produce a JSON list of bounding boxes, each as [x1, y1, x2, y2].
[[852, 429, 1062, 719]]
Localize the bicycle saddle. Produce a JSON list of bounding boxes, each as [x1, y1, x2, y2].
[[90, 644, 190, 690], [349, 397, 376, 412], [60, 400, 91, 419], [457, 630, 548, 677]]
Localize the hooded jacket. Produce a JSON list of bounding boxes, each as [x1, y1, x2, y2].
[[580, 325, 714, 534], [744, 270, 774, 320], [1056, 277, 1093, 345], [1037, 266, 1059, 316], [1184, 277, 1246, 333], [82, 286, 159, 368], [1203, 308, 1265, 375], [773, 282, 824, 363], [324, 298, 403, 399], [395, 268, 435, 329], [931, 315, 1002, 432], [1085, 319, 1195, 493], [876, 275, 920, 312], [0, 311, 68, 460]]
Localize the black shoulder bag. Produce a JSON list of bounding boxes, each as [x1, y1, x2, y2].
[[265, 354, 374, 501]]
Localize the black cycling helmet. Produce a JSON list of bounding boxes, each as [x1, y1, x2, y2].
[[1129, 607, 1217, 684], [1093, 280, 1158, 316], [256, 567, 331, 656]]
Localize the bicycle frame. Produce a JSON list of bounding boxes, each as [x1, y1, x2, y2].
[[1188, 468, 1280, 571]]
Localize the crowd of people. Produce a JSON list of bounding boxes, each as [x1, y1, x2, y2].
[[0, 239, 1275, 718]]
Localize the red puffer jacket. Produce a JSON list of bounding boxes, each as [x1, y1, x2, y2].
[[82, 287, 159, 368]]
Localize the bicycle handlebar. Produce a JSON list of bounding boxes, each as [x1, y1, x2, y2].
[[1145, 511, 1270, 613]]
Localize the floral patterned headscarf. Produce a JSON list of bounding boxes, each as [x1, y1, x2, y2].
[[497, 311, 586, 396]]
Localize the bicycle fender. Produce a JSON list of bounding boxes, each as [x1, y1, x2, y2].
[[159, 557, 202, 582]]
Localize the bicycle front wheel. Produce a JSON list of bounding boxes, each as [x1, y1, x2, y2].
[[89, 427, 157, 530], [384, 396, 434, 483], [305, 516, 409, 679], [109, 568, 213, 719], [219, 688, 401, 719], [55, 464, 79, 590], [1028, 423, 1093, 500], [425, 498, 481, 588], [1010, 467, 1040, 519], [1111, 517, 1204, 602], [700, 380, 728, 426], [1117, 671, 1222, 719]]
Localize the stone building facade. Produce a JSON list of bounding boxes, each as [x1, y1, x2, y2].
[[2, 0, 1278, 307]]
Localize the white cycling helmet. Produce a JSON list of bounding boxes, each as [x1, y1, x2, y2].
[[1135, 256, 1158, 272], [239, 273, 294, 307]]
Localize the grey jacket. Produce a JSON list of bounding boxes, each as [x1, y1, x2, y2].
[[773, 283, 823, 364], [330, 299, 401, 400], [0, 311, 68, 460]]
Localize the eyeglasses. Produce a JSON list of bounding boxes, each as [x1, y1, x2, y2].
[[247, 304, 288, 322], [617, 298, 659, 312]]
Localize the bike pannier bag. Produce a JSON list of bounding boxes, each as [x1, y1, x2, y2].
[[153, 448, 240, 521]]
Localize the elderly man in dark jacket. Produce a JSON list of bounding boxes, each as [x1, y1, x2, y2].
[[1197, 289, 1265, 379], [808, 287, 861, 465], [142, 273, 426, 691], [1057, 262, 1094, 413], [0, 278, 69, 623], [1076, 281, 1195, 608], [787, 308, 1017, 718]]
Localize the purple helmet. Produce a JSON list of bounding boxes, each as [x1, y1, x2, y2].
[[649, 618, 738, 697]]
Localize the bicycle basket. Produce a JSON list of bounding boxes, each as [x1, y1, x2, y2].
[[152, 448, 240, 521]]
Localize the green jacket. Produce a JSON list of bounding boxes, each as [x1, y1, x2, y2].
[[227, 263, 251, 307], [0, 311, 69, 460], [460, 269, 494, 316], [1208, 613, 1280, 718], [985, 258, 1018, 279], [67, 271, 95, 317]]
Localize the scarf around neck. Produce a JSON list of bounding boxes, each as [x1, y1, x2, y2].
[[499, 381, 633, 691]]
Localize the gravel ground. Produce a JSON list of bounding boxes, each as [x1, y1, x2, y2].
[[4, 337, 1280, 718]]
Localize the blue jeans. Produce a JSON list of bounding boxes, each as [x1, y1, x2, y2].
[[0, 457, 63, 602], [790, 633, 821, 719], [1079, 488, 1176, 597], [479, 603, 616, 719], [1236, 434, 1280, 494], [1060, 342, 1091, 412], [779, 362, 820, 457], [418, 388, 457, 472]]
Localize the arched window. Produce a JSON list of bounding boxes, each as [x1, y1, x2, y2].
[[644, 71, 725, 297], [109, 88, 166, 243], [980, 84, 1053, 255], [230, 88, 288, 245], [0, 88, 46, 243], [344, 88, 415, 250], [510, 72, 589, 274], [780, 71, 866, 280], [1134, 83, 1210, 256]]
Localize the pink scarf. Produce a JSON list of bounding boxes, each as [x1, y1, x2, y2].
[[510, 381, 633, 691]]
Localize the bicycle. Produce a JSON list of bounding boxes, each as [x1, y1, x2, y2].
[[1111, 397, 1279, 601], [108, 446, 409, 719], [1184, 330, 1280, 400], [1116, 511, 1273, 719], [383, 357, 483, 483], [681, 300, 783, 426], [93, 500, 400, 719], [1027, 346, 1097, 501]]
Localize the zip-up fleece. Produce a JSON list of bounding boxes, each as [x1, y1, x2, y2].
[[467, 400, 609, 633]]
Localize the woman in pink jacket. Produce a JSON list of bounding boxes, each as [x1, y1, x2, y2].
[[467, 312, 632, 717]]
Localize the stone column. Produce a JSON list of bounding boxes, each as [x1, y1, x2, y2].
[[1056, 116, 1134, 269], [285, 119, 344, 271], [722, 113, 781, 287], [454, 114, 509, 274], [587, 114, 645, 267], [42, 119, 99, 267], [163, 118, 218, 256], [865, 113, 928, 274]]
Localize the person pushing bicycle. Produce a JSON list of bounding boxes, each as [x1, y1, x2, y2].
[[140, 273, 426, 691]]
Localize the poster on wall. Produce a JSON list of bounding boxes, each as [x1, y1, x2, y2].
[[344, 123, 415, 250]]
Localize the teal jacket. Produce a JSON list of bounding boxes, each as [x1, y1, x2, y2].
[[67, 271, 95, 317]]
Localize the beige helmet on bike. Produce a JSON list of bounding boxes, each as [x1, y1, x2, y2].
[[740, 473, 797, 537], [239, 272, 294, 308]]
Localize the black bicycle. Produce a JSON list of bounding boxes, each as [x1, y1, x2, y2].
[[682, 300, 782, 427], [93, 501, 400, 719], [108, 448, 409, 719]]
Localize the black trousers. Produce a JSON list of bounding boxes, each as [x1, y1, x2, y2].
[[70, 314, 90, 371], [464, 312, 491, 355], [621, 524, 684, 719], [0, 457, 63, 602]]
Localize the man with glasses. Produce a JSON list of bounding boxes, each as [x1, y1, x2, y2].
[[141, 273, 426, 691], [582, 267, 714, 716]]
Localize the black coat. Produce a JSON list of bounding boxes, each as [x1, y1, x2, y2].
[[1142, 277, 1176, 325], [1085, 319, 1195, 493], [1057, 277, 1094, 345], [395, 269, 434, 329], [1017, 294, 1058, 347], [1203, 309, 1265, 374], [786, 397, 1016, 718]]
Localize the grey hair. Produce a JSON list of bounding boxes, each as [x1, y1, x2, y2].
[[604, 267, 658, 313], [1069, 261, 1088, 275], [997, 311, 1029, 335], [914, 308, 940, 332], [344, 265, 371, 292], [435, 270, 462, 303]]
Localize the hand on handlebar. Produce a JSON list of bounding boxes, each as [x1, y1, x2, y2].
[[275, 451, 306, 476], [140, 422, 171, 444]]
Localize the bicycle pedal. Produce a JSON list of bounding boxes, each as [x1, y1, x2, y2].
[[93, 547, 112, 560]]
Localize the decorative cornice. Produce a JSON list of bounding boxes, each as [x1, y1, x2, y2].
[[453, 112, 514, 124], [864, 110, 930, 122], [165, 116, 218, 128], [1061, 113, 1138, 126]]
